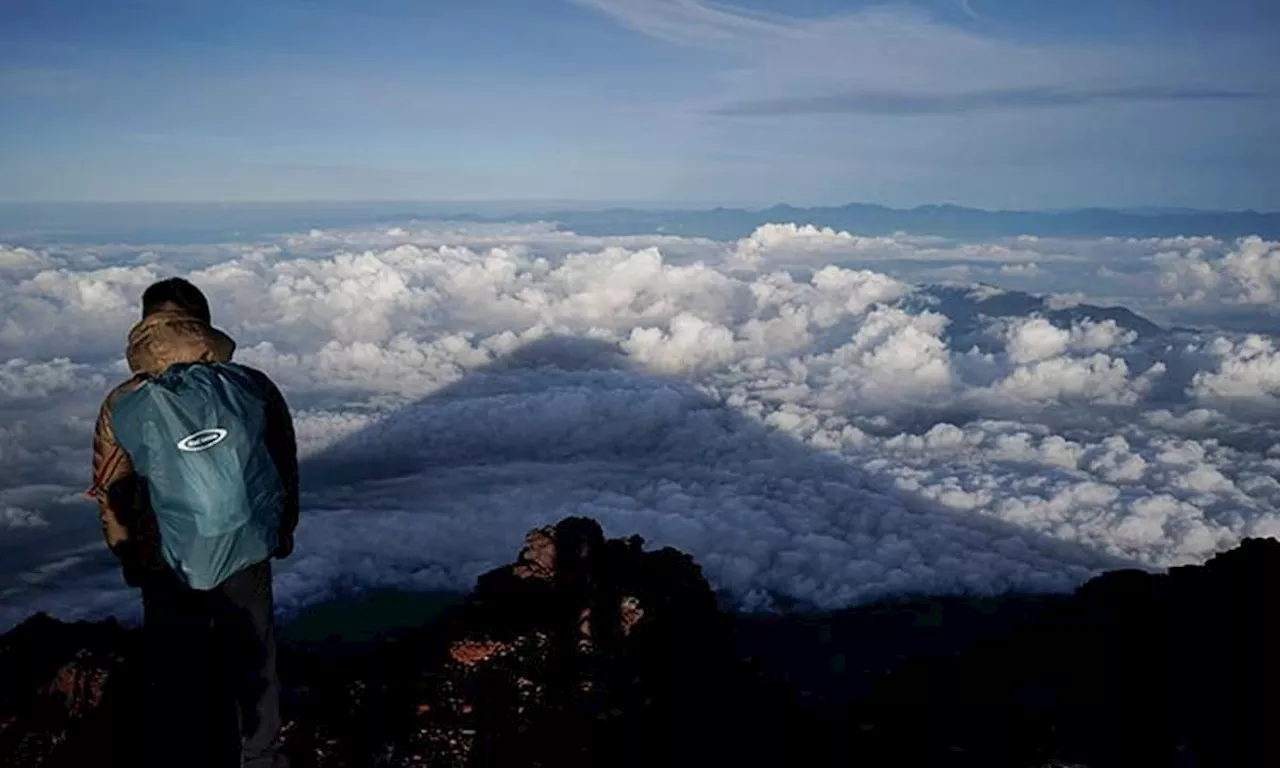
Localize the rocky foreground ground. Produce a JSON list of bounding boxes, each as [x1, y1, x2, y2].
[[3, 518, 1277, 767]]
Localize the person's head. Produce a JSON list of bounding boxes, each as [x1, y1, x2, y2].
[[141, 277, 211, 323]]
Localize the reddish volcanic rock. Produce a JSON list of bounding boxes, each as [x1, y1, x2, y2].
[[272, 516, 736, 767], [41, 649, 119, 719], [0, 615, 137, 768], [447, 639, 510, 667], [510, 526, 557, 581]]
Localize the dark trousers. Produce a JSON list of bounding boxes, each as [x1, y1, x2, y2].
[[140, 560, 286, 768]]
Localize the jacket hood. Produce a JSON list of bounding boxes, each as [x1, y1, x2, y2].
[[125, 305, 236, 375]]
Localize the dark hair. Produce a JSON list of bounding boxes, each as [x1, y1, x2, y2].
[[141, 278, 211, 323]]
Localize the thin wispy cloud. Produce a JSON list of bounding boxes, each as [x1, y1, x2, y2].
[[715, 85, 1271, 117], [571, 0, 1264, 108], [568, 0, 784, 48]]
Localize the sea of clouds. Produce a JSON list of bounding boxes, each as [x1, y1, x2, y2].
[[1, 220, 1277, 630]]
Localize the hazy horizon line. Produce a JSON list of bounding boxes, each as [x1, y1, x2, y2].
[[2, 200, 1277, 216]]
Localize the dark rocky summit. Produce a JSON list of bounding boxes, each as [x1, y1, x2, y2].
[[274, 516, 741, 767], [3, 521, 1277, 767]]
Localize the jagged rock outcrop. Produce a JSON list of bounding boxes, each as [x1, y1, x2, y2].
[[0, 614, 139, 768], [280, 516, 737, 766], [3, 528, 1278, 767]]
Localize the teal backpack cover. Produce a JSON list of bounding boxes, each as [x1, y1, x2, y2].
[[111, 362, 284, 590]]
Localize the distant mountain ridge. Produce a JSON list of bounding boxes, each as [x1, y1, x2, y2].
[[3, 201, 1278, 244], [481, 202, 1280, 241]]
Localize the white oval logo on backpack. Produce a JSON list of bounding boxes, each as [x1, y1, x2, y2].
[[176, 428, 228, 452]]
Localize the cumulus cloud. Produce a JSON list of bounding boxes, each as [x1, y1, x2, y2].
[[975, 317, 1151, 405], [1155, 236, 1280, 308], [0, 245, 57, 276], [1190, 335, 1280, 405], [1, 221, 1278, 631], [729, 223, 1069, 269], [0, 358, 108, 400], [985, 353, 1154, 406]]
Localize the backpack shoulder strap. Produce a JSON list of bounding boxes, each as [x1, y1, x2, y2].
[[86, 373, 153, 500]]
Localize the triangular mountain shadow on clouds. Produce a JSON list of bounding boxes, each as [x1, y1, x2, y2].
[[290, 334, 1129, 619]]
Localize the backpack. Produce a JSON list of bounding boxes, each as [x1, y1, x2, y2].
[[110, 362, 285, 590]]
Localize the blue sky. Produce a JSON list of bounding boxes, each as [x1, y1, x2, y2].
[[1, 0, 1277, 209]]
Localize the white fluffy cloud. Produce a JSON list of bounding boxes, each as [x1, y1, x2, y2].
[[729, 223, 1072, 271], [1, 222, 1277, 630], [1155, 237, 1280, 308], [0, 245, 56, 276], [1190, 335, 1280, 405], [1000, 317, 1136, 364], [0, 358, 108, 400]]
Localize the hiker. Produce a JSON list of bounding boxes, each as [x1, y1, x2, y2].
[[87, 277, 299, 768]]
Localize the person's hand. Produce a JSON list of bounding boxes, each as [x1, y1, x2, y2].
[[111, 541, 148, 588]]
